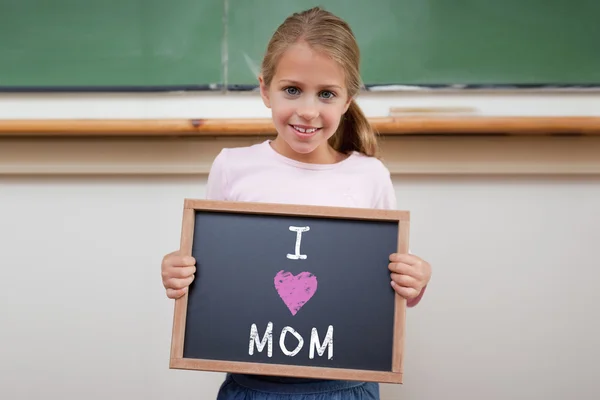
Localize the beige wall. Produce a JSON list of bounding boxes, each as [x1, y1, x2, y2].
[[1, 91, 599, 399]]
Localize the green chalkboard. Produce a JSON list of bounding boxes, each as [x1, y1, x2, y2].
[[0, 0, 223, 90], [0, 0, 599, 91], [228, 0, 600, 88]]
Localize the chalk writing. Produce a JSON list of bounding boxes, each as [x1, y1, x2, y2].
[[310, 325, 334, 360], [287, 226, 310, 260], [248, 322, 334, 360], [280, 326, 304, 357], [274, 270, 318, 316], [249, 322, 273, 357]]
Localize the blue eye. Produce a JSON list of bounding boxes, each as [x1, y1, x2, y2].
[[284, 87, 300, 95], [320, 91, 335, 99]]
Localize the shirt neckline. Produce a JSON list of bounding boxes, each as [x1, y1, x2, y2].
[[261, 140, 358, 170]]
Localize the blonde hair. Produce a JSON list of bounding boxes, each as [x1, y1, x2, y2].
[[260, 7, 380, 158]]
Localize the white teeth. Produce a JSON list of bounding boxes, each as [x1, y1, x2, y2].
[[293, 125, 317, 133]]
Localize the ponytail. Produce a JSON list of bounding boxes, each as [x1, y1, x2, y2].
[[329, 99, 380, 158]]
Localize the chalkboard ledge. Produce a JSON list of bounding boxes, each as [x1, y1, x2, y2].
[[1, 116, 600, 137]]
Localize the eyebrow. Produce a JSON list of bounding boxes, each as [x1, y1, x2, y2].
[[278, 79, 343, 90]]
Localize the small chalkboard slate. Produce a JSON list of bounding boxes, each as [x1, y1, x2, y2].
[[169, 199, 410, 384]]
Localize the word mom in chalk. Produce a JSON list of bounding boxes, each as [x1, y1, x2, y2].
[[249, 322, 334, 359]]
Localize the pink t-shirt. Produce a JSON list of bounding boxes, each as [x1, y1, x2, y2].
[[205, 140, 397, 210]]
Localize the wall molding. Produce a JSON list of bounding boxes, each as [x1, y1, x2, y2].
[[1, 136, 599, 176]]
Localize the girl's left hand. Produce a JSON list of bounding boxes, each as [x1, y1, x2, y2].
[[388, 253, 431, 304]]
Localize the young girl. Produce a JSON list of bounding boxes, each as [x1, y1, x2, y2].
[[161, 7, 431, 400]]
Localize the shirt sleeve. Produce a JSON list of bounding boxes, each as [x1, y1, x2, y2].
[[205, 149, 229, 201], [373, 170, 397, 210]]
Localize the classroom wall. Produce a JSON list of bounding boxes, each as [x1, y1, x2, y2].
[[1, 91, 600, 400]]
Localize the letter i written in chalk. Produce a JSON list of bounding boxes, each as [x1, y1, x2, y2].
[[287, 226, 309, 260]]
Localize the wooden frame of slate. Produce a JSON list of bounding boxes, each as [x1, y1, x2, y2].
[[169, 199, 410, 384]]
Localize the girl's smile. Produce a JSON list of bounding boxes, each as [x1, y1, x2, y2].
[[289, 124, 322, 138]]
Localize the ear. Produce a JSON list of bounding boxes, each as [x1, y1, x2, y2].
[[258, 74, 271, 108], [343, 96, 353, 114]]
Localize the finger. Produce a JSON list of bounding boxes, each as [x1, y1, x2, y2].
[[390, 273, 418, 289], [163, 254, 196, 268], [166, 275, 195, 290], [389, 253, 418, 264], [169, 265, 196, 279], [391, 281, 419, 299], [166, 287, 188, 299], [162, 251, 181, 266], [161, 265, 195, 284], [181, 256, 196, 266], [388, 262, 416, 277], [172, 256, 195, 267], [164, 250, 181, 258]]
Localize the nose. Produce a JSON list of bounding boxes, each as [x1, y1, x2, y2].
[[296, 98, 319, 121]]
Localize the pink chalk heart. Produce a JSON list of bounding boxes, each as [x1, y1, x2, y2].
[[274, 270, 318, 316]]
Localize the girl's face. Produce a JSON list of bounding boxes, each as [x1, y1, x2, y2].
[[259, 41, 352, 164]]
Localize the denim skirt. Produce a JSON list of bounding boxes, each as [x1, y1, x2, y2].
[[216, 374, 380, 400]]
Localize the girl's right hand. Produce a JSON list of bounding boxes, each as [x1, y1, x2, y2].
[[161, 250, 196, 299]]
